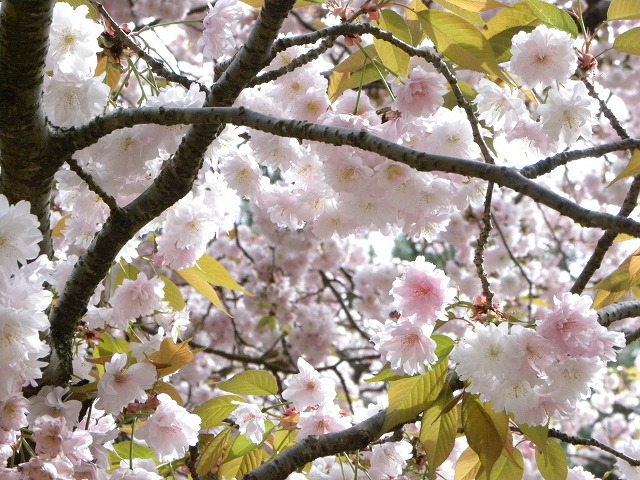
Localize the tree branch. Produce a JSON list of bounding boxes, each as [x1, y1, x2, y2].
[[597, 301, 640, 328], [241, 409, 387, 480], [45, 0, 297, 386], [0, 0, 58, 256]]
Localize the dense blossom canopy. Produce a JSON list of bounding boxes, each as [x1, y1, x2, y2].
[[1, 0, 640, 479]]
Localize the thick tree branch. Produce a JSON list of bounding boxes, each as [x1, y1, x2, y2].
[[55, 106, 640, 240], [241, 409, 387, 480], [0, 0, 57, 256], [46, 0, 297, 386], [597, 301, 640, 328]]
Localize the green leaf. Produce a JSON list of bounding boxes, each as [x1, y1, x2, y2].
[[433, 334, 455, 360], [462, 395, 510, 479], [197, 254, 251, 295], [217, 370, 279, 396], [219, 447, 264, 480], [608, 0, 640, 20], [194, 395, 244, 429], [227, 422, 276, 459], [115, 261, 141, 288], [178, 266, 229, 315], [333, 44, 379, 73], [112, 441, 155, 461], [328, 63, 391, 103], [525, 0, 578, 37], [483, 3, 538, 63], [365, 366, 406, 383], [97, 333, 131, 356], [197, 429, 232, 477], [518, 423, 549, 454], [373, 10, 412, 76], [535, 439, 568, 480], [455, 447, 483, 480], [490, 448, 524, 480], [614, 26, 640, 55], [420, 389, 460, 472], [160, 274, 185, 311], [434, 0, 485, 25], [418, 10, 507, 81], [383, 359, 448, 431]]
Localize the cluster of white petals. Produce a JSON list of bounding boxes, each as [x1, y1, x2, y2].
[[451, 294, 625, 425]]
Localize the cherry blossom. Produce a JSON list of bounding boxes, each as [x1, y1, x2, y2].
[[510, 24, 576, 89], [391, 256, 456, 322], [282, 358, 337, 411], [370, 317, 438, 376], [231, 401, 266, 444], [134, 393, 201, 462], [95, 354, 157, 415], [392, 61, 447, 118]]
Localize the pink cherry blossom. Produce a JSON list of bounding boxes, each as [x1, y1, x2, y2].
[[391, 256, 456, 322], [297, 403, 351, 440], [510, 24, 575, 89], [282, 358, 336, 411], [134, 393, 201, 462], [95, 354, 156, 415], [392, 62, 447, 118], [371, 317, 438, 376]]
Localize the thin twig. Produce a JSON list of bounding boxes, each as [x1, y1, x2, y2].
[[88, 0, 205, 92], [473, 184, 494, 304], [65, 157, 121, 212]]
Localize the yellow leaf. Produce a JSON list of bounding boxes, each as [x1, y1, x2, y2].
[[518, 423, 549, 454], [197, 429, 232, 477], [373, 10, 412, 76], [490, 448, 524, 480], [455, 447, 483, 480], [159, 274, 185, 311], [147, 338, 194, 378], [154, 381, 184, 406], [197, 254, 251, 295], [219, 448, 263, 479], [52, 215, 70, 239], [535, 439, 567, 480], [434, 0, 484, 25], [418, 10, 509, 83], [592, 288, 627, 310], [609, 149, 640, 186], [462, 395, 510, 479], [420, 389, 460, 472], [609, 0, 640, 20], [614, 26, 640, 55], [630, 255, 640, 283], [383, 359, 448, 432], [178, 266, 229, 315]]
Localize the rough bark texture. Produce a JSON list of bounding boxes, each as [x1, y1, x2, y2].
[[0, 0, 57, 256]]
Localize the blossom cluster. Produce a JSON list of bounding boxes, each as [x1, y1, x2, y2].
[[370, 256, 456, 375], [2, 0, 638, 477], [451, 293, 625, 425]]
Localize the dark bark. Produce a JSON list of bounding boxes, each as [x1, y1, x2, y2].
[[0, 0, 57, 256]]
